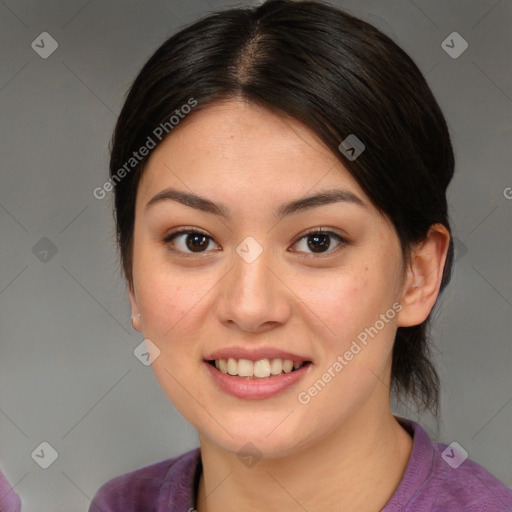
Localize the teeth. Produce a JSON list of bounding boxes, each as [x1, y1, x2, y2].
[[254, 359, 271, 378], [227, 358, 238, 376], [282, 360, 293, 373], [237, 359, 254, 377], [212, 357, 306, 379], [270, 358, 282, 375]]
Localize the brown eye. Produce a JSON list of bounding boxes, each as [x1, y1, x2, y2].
[[291, 229, 347, 256], [163, 230, 218, 254]]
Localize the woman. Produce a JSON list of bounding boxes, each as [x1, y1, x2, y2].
[[89, 1, 512, 510]]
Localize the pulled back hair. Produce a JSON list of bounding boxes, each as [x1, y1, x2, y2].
[[109, 0, 454, 415]]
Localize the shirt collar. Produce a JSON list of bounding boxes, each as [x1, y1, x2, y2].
[[381, 416, 436, 510]]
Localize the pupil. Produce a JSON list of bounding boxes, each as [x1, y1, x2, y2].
[[186, 233, 208, 252], [307, 233, 330, 253]]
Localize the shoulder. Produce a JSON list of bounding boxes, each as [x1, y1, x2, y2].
[[88, 448, 200, 512], [422, 440, 512, 510], [397, 418, 512, 511]]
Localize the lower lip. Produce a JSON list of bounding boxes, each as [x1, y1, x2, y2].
[[204, 361, 312, 399]]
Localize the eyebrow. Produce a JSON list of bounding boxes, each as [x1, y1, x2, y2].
[[145, 187, 366, 219]]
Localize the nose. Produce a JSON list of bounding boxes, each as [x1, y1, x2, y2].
[[215, 244, 292, 333]]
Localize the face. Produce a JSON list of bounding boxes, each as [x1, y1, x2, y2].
[[129, 98, 407, 458]]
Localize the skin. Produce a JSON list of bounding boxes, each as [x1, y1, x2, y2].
[[129, 98, 450, 512]]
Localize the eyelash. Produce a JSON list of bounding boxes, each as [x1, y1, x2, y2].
[[162, 227, 348, 258]]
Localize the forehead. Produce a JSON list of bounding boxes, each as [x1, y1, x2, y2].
[[137, 98, 367, 206], [162, 98, 331, 154]]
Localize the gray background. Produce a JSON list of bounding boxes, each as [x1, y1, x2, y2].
[[0, 0, 511, 510]]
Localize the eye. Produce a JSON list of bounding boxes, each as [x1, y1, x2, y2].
[[290, 228, 347, 256], [162, 227, 348, 257], [163, 229, 219, 255]]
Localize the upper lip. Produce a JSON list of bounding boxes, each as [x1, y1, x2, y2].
[[205, 346, 311, 362]]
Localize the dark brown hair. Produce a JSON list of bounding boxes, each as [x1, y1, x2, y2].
[[108, 0, 454, 414]]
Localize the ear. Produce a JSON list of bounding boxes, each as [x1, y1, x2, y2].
[[128, 282, 142, 332], [397, 224, 451, 327]]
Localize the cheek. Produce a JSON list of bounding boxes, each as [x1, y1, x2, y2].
[[135, 268, 208, 408], [133, 242, 195, 329], [133, 255, 219, 376], [302, 262, 398, 359], [300, 267, 370, 333], [138, 278, 182, 329], [294, 269, 398, 423]]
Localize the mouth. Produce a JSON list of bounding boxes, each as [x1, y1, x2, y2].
[[206, 358, 312, 379]]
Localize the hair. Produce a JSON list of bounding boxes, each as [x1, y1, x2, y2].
[[109, 0, 454, 415]]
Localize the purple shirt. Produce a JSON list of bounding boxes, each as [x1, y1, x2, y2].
[[89, 418, 512, 511], [0, 470, 22, 512]]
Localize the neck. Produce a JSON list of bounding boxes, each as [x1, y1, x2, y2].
[[196, 400, 413, 512]]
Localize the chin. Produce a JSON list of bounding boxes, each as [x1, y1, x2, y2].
[[196, 413, 320, 461]]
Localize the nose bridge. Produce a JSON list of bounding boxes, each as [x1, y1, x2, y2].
[[236, 243, 269, 290], [217, 236, 289, 330], [231, 237, 274, 304]]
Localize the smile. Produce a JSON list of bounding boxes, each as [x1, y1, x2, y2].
[[204, 357, 312, 399], [208, 358, 310, 379]]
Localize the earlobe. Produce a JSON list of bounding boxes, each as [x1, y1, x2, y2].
[[397, 224, 451, 328], [128, 282, 143, 332]]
